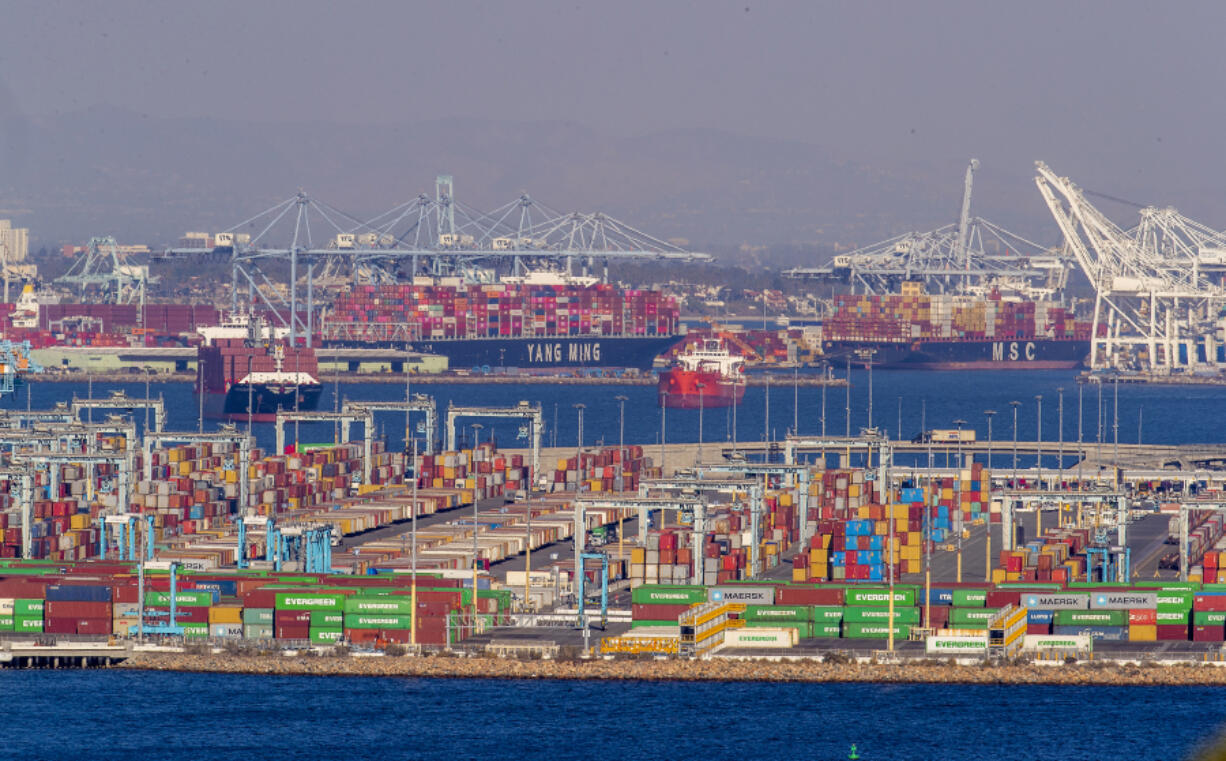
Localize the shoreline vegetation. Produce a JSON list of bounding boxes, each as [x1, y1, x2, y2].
[[117, 652, 1226, 686]]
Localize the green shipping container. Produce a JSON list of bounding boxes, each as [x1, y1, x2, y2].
[[310, 628, 344, 644], [744, 605, 809, 622], [242, 608, 274, 625], [1194, 611, 1226, 626], [949, 607, 998, 625], [343, 614, 413, 630], [14, 599, 43, 616], [1155, 591, 1194, 608], [343, 596, 415, 615], [842, 622, 910, 639], [811, 606, 844, 622], [945, 622, 989, 631], [244, 624, 274, 639], [630, 620, 680, 629], [952, 589, 987, 607], [275, 592, 347, 611], [844, 588, 916, 607], [1156, 610, 1190, 624], [0, 615, 13, 631], [630, 585, 708, 605], [1135, 581, 1200, 591], [841, 606, 921, 625], [144, 591, 215, 607], [14, 616, 42, 632], [745, 619, 815, 638], [813, 622, 842, 638], [1054, 610, 1126, 626], [310, 611, 344, 627], [182, 623, 209, 638]]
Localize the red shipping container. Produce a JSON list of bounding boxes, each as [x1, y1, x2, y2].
[[1156, 624, 1189, 641], [777, 586, 844, 606], [45, 600, 111, 619], [1128, 609, 1157, 626], [76, 617, 113, 635], [275, 624, 311, 639], [1193, 625, 1225, 642], [1194, 594, 1226, 611], [631, 603, 691, 621]]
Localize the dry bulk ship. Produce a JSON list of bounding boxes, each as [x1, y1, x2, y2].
[[823, 283, 1092, 369], [320, 273, 682, 370]]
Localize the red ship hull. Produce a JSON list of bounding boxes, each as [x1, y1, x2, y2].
[[658, 368, 745, 408]]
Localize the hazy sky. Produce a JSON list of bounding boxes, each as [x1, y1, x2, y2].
[[2, 1, 1225, 221]]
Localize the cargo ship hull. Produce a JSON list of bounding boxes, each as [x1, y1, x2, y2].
[[658, 369, 745, 408], [324, 335, 683, 371], [825, 338, 1090, 370], [202, 384, 323, 423]]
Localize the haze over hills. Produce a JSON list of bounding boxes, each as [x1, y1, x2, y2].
[[0, 105, 1211, 267]]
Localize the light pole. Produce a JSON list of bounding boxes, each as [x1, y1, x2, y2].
[[696, 383, 706, 466], [574, 403, 585, 491], [470, 422, 483, 631], [984, 410, 996, 468], [615, 395, 628, 492], [764, 374, 771, 444], [819, 363, 827, 467], [1009, 400, 1021, 487], [660, 392, 667, 477], [844, 355, 851, 438], [410, 435, 419, 645], [1057, 387, 1065, 493], [953, 418, 966, 583], [1034, 394, 1043, 491], [793, 366, 799, 435], [471, 422, 482, 451], [1112, 378, 1119, 486], [897, 396, 902, 443]]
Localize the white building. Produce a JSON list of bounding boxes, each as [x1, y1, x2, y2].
[[0, 220, 29, 264]]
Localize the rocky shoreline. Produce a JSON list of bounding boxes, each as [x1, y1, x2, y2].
[[117, 652, 1226, 686]]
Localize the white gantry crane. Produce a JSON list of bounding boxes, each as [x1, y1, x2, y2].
[[786, 160, 1069, 297], [1034, 161, 1226, 373]]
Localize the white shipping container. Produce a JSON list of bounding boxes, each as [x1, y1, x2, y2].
[[724, 628, 797, 648]]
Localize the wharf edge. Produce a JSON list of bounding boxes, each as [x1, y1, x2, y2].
[[116, 651, 1226, 685]]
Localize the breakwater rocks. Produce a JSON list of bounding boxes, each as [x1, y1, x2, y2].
[[120, 652, 1226, 686]]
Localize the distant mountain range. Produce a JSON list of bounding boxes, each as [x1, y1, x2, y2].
[[0, 105, 1125, 265]]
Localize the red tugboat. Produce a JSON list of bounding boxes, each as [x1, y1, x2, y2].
[[657, 338, 746, 409]]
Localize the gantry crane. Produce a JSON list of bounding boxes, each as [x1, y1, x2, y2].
[[1034, 161, 1226, 372]]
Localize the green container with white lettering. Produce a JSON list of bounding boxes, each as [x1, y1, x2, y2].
[[952, 589, 987, 607], [1054, 609, 1126, 627], [842, 622, 910, 639], [841, 606, 920, 625], [344, 613, 413, 630], [844, 588, 915, 607], [949, 607, 997, 626]]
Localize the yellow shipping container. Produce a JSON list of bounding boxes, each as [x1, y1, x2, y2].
[[1129, 625, 1157, 642], [992, 568, 1007, 584], [810, 564, 829, 579], [792, 568, 807, 583], [70, 514, 91, 530], [631, 547, 646, 564], [874, 521, 887, 536], [849, 484, 861, 498], [888, 504, 908, 519], [208, 605, 243, 625]]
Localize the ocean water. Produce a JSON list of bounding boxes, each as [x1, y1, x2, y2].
[[13, 368, 1225, 458], [2, 670, 1222, 761]]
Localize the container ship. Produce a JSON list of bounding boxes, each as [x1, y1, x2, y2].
[[823, 283, 1092, 370], [320, 273, 682, 370], [196, 338, 322, 423], [658, 338, 746, 409]]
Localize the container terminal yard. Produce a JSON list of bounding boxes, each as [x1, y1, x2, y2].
[[1, 388, 1226, 670]]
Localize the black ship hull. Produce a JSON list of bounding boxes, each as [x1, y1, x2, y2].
[[202, 383, 323, 422], [824, 338, 1090, 369], [323, 334, 683, 371]]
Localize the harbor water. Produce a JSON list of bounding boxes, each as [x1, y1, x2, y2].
[[3, 670, 1223, 761], [16, 369, 1226, 458]]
